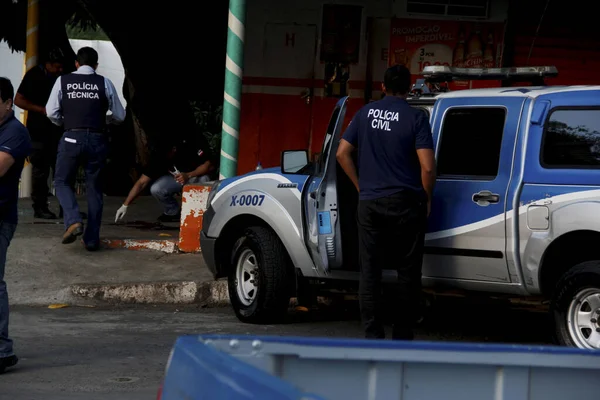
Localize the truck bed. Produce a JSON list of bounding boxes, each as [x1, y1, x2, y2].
[[161, 335, 600, 400]]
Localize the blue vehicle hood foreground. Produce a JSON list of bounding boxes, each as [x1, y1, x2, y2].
[[160, 335, 600, 399]]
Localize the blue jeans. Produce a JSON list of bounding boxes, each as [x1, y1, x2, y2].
[[55, 131, 108, 246], [0, 222, 17, 357], [150, 174, 210, 216]]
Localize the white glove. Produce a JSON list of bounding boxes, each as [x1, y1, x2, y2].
[[115, 204, 128, 222]]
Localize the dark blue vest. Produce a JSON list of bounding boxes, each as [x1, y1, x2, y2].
[[60, 73, 109, 131]]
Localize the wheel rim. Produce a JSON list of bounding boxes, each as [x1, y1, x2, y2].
[[235, 249, 259, 306], [567, 288, 600, 349]]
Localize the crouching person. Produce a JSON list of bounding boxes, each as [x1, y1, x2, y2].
[[116, 135, 214, 223]]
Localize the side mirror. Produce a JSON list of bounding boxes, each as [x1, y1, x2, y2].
[[281, 150, 309, 174]]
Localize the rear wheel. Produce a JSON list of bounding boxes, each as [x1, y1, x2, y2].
[[228, 226, 293, 323], [551, 261, 600, 349]]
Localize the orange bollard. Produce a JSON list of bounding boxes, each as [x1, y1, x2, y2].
[[178, 184, 211, 253]]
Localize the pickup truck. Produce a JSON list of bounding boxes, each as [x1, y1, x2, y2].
[[200, 66, 600, 350], [159, 335, 600, 400]]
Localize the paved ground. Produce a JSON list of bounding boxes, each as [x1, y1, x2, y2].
[[8, 196, 210, 306], [1, 299, 552, 399]]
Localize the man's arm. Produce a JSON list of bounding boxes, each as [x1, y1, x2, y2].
[[415, 112, 436, 216], [116, 174, 152, 222], [123, 174, 152, 206], [0, 152, 15, 178], [336, 139, 359, 191], [105, 78, 126, 125], [14, 93, 46, 115], [417, 149, 436, 215], [0, 130, 31, 177], [15, 68, 46, 115], [175, 160, 212, 185], [45, 77, 64, 126]]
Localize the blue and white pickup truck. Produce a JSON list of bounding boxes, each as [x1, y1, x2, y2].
[[201, 66, 600, 350]]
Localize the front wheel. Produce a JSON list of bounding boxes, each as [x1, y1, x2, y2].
[[551, 261, 600, 349], [228, 226, 293, 324]]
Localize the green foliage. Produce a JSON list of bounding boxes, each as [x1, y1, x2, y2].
[[191, 101, 223, 164], [66, 14, 108, 41]]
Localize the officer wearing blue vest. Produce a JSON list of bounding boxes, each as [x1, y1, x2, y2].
[[46, 47, 126, 250], [337, 65, 436, 341]]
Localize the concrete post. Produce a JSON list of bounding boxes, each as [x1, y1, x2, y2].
[[219, 0, 247, 179], [19, 0, 39, 198]]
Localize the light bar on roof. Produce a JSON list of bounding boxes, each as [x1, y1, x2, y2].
[[421, 66, 559, 81]]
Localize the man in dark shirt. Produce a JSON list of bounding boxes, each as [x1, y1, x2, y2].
[[0, 77, 32, 373], [15, 50, 64, 219], [336, 65, 436, 340], [115, 135, 214, 223]]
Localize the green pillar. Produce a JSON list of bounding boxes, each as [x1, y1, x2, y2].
[[219, 0, 247, 179]]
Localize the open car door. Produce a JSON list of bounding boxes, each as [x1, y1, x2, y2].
[[304, 97, 348, 274]]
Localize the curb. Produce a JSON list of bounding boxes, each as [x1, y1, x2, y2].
[[69, 280, 229, 306], [66, 280, 336, 309]]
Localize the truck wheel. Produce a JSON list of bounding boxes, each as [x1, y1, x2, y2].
[[228, 226, 292, 323], [551, 261, 600, 349]]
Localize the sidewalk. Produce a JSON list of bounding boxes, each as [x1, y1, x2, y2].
[[6, 195, 228, 307]]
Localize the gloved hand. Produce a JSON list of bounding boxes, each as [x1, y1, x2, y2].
[[115, 204, 128, 222]]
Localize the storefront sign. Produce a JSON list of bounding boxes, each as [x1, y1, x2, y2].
[[389, 19, 506, 87]]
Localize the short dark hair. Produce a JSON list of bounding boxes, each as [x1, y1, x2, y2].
[[76, 47, 99, 67], [384, 65, 411, 95], [45, 48, 65, 64], [0, 77, 14, 103]]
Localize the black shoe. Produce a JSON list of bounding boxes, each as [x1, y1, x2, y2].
[[62, 222, 84, 244], [0, 355, 18, 374], [158, 213, 181, 223], [34, 207, 58, 219]]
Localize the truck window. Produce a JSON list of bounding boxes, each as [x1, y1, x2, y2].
[[437, 107, 506, 180], [542, 108, 600, 168], [317, 107, 341, 175]]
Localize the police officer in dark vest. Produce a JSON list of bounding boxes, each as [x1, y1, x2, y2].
[[46, 47, 126, 250]]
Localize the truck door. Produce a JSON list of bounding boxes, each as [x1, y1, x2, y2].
[[304, 97, 348, 273], [424, 97, 527, 283]]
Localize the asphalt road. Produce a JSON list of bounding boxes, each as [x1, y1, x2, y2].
[[1, 299, 552, 400]]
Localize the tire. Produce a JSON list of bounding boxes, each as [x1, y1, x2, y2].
[[228, 226, 293, 323], [551, 260, 600, 349]]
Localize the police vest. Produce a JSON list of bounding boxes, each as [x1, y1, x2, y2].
[[60, 73, 109, 131]]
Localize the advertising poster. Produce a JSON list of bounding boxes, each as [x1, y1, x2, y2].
[[389, 19, 506, 88]]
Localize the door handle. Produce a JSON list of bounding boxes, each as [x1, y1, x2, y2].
[[472, 190, 500, 206], [310, 190, 317, 199]]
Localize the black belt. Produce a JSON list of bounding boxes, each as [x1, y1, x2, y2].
[[66, 128, 106, 134]]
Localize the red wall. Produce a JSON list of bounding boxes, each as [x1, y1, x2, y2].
[[237, 78, 364, 175], [508, 0, 600, 86]]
